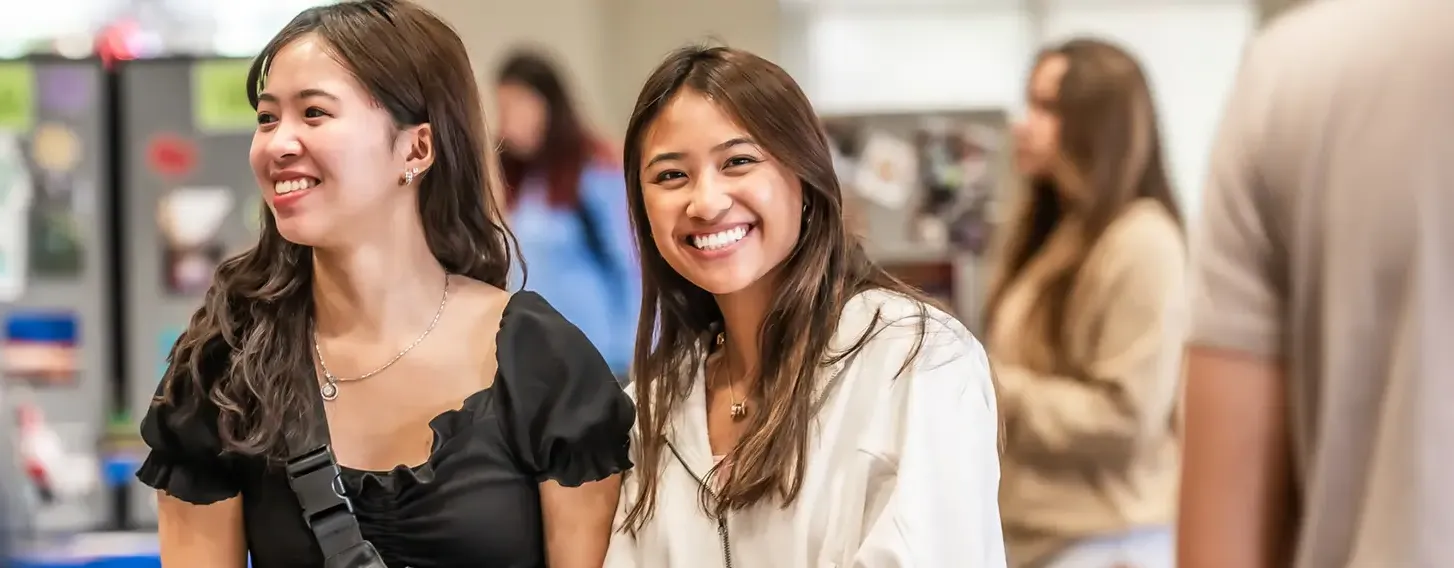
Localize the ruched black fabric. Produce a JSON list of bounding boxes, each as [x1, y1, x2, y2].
[[136, 292, 635, 567]]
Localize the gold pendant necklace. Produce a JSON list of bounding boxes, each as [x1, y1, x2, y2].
[[715, 331, 748, 421]]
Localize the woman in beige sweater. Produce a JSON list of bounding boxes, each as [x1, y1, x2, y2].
[[985, 38, 1187, 568]]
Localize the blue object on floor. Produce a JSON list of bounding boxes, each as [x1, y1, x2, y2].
[[11, 532, 252, 568], [14, 554, 160, 568], [12, 532, 161, 568]]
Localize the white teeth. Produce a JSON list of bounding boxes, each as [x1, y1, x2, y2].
[[690, 226, 749, 250], [273, 177, 319, 195]]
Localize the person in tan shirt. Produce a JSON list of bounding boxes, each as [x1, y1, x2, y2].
[[985, 37, 1187, 568], [1180, 2, 1454, 567]]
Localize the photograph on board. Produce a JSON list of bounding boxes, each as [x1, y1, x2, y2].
[[157, 186, 233, 295]]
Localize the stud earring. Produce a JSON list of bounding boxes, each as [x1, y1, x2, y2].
[[403, 167, 418, 185]]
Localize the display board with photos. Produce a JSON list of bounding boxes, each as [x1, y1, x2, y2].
[[117, 57, 261, 527], [821, 109, 1011, 332], [0, 55, 116, 532]]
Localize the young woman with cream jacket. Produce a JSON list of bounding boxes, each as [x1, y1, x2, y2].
[[602, 45, 1006, 568]]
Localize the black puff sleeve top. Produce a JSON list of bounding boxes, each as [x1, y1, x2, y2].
[[136, 292, 636, 567]]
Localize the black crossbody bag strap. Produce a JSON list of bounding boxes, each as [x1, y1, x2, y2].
[[283, 384, 388, 568]]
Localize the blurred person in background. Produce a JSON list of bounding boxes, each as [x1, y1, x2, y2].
[[136, 2, 633, 566], [1180, 1, 1454, 567], [985, 38, 1186, 568], [495, 49, 640, 379], [604, 45, 1004, 568]]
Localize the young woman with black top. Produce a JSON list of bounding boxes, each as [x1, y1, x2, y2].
[[135, 2, 634, 566]]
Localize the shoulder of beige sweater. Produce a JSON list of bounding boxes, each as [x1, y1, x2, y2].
[[1099, 199, 1186, 268]]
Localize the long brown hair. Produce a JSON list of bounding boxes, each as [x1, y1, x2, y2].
[[621, 45, 934, 529], [984, 38, 1183, 366], [156, 0, 516, 460], [495, 49, 615, 209]]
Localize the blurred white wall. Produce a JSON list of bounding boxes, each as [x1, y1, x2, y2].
[[603, 0, 781, 135], [412, 0, 611, 134], [415, 0, 780, 138]]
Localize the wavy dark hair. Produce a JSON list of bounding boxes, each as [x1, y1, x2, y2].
[[621, 45, 935, 529], [155, 0, 515, 460], [985, 37, 1183, 366]]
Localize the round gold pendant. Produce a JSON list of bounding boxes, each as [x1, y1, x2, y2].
[[729, 402, 746, 421], [321, 382, 339, 401]]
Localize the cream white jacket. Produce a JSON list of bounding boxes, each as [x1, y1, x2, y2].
[[605, 290, 1006, 568]]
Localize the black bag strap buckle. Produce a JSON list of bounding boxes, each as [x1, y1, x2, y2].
[[284, 366, 386, 567], [285, 443, 376, 563], [285, 444, 353, 521]]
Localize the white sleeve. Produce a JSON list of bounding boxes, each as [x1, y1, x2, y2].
[[851, 324, 1007, 568], [604, 516, 640, 568]]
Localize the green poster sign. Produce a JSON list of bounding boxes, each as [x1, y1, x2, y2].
[[191, 60, 256, 133], [0, 63, 35, 132]]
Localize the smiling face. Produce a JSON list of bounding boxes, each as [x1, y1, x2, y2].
[[637, 89, 805, 296], [249, 34, 427, 248]]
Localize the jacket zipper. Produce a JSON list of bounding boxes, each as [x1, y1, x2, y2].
[[667, 441, 734, 568], [667, 347, 857, 568], [717, 515, 734, 568]]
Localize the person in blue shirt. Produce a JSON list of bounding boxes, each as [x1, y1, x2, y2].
[[495, 49, 639, 378]]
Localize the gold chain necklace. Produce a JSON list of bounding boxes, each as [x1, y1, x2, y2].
[[714, 331, 748, 421]]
